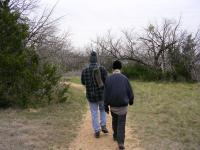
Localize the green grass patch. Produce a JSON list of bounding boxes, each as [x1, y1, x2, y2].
[[128, 81, 200, 150], [68, 76, 81, 84], [0, 85, 87, 149]]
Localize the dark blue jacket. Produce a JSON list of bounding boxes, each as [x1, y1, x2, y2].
[[104, 73, 134, 107]]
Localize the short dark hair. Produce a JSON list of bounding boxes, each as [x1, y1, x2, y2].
[[113, 60, 122, 70]]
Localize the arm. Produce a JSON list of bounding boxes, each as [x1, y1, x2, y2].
[[103, 78, 109, 113], [100, 66, 108, 84], [81, 69, 86, 85], [127, 80, 134, 105]]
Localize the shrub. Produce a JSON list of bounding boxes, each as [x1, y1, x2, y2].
[[122, 63, 162, 81], [122, 63, 196, 82]]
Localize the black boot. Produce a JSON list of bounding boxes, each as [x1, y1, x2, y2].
[[101, 125, 109, 133], [94, 131, 100, 138], [118, 144, 125, 149]]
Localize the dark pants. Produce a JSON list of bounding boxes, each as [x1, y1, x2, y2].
[[111, 111, 127, 144]]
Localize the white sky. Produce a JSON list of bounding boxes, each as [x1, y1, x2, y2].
[[39, 0, 200, 48]]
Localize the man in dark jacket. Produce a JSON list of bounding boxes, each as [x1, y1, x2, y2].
[[104, 60, 134, 150], [81, 51, 109, 138]]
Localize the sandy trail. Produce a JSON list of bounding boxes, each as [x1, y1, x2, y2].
[[68, 83, 143, 150]]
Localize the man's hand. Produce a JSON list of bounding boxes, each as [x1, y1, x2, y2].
[[104, 105, 109, 114], [129, 100, 133, 105]]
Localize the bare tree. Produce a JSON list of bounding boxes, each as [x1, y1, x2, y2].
[[139, 19, 184, 72], [8, 0, 38, 15], [89, 18, 200, 81], [182, 29, 200, 81], [92, 19, 185, 71], [92, 29, 155, 68]]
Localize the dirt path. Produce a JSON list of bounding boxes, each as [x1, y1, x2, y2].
[[62, 82, 85, 91], [68, 83, 143, 150]]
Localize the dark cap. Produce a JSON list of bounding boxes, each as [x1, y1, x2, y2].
[[113, 60, 122, 69]]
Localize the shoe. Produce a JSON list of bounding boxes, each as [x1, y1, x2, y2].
[[101, 126, 109, 133], [94, 131, 100, 138], [118, 144, 125, 149]]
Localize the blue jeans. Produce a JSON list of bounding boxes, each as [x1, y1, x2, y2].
[[89, 101, 107, 133]]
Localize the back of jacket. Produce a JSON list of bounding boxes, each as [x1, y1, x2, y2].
[[81, 63, 107, 102], [104, 73, 134, 107]]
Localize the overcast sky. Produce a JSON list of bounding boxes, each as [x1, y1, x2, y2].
[[39, 0, 200, 48]]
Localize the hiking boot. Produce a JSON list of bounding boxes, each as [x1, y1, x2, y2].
[[94, 131, 100, 138], [118, 144, 125, 149], [101, 126, 109, 133]]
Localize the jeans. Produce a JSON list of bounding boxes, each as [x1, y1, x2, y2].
[[89, 101, 107, 133], [111, 111, 127, 144]]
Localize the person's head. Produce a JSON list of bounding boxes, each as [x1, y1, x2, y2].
[[89, 51, 97, 63], [112, 60, 122, 70]]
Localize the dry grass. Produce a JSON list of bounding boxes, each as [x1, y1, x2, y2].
[[128, 81, 200, 150], [2, 78, 199, 150], [0, 86, 87, 150]]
